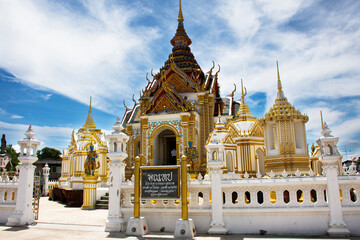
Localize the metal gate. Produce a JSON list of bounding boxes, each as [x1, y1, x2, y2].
[[33, 173, 41, 220]]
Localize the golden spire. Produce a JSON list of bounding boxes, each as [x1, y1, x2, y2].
[[236, 79, 256, 121], [276, 60, 285, 99], [178, 0, 184, 22], [84, 96, 97, 129], [320, 110, 324, 130]]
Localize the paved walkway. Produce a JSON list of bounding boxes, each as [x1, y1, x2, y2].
[[0, 197, 359, 239]]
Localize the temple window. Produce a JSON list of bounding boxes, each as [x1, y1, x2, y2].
[[114, 142, 117, 152]]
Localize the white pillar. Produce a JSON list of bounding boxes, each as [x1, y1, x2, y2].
[[42, 163, 50, 196], [105, 159, 126, 231], [317, 121, 350, 236], [208, 160, 227, 234], [322, 157, 350, 236], [7, 125, 40, 226], [105, 117, 129, 232]]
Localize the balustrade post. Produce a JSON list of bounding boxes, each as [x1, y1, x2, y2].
[[42, 163, 50, 196], [105, 117, 131, 232], [208, 159, 227, 235], [317, 120, 350, 236], [7, 125, 40, 226]]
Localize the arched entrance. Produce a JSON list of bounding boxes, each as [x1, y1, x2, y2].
[[153, 128, 177, 165]]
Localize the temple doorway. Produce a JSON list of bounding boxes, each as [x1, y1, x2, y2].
[[153, 129, 177, 165]]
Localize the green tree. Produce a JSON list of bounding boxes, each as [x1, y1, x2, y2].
[[36, 147, 62, 160], [6, 145, 20, 170]]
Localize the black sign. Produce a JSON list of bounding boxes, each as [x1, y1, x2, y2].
[[141, 166, 180, 199]]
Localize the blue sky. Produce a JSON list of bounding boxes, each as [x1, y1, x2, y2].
[[0, 0, 360, 159]]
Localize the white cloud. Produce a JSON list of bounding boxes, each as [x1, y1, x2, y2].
[[10, 115, 24, 119], [0, 108, 6, 116], [41, 93, 53, 101], [0, 121, 73, 150], [0, 0, 160, 113], [12, 144, 20, 153]]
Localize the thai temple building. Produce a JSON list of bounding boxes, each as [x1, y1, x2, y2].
[[1, 1, 360, 238], [119, 2, 312, 179], [58, 0, 340, 186], [59, 97, 108, 190], [121, 2, 219, 178], [51, 1, 360, 237]]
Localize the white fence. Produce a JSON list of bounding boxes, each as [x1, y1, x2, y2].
[[0, 175, 19, 224], [119, 173, 360, 235], [48, 180, 58, 190]]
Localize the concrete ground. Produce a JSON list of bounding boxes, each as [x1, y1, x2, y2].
[[0, 197, 359, 240]]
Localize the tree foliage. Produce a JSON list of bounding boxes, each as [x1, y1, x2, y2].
[[6, 145, 20, 170], [36, 147, 62, 160]]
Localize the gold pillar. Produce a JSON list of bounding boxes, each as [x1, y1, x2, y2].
[[134, 156, 140, 218], [181, 155, 188, 220], [81, 175, 98, 209], [141, 118, 149, 159]]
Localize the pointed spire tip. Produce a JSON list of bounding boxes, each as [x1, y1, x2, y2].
[[178, 0, 184, 22]]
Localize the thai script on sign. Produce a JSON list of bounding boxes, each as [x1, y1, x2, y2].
[[147, 172, 173, 182], [141, 166, 180, 198]]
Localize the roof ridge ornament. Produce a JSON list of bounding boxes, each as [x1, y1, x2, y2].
[[215, 64, 221, 78], [231, 83, 236, 98], [241, 78, 247, 104]]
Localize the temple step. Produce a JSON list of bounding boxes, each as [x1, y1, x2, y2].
[[95, 192, 109, 209]]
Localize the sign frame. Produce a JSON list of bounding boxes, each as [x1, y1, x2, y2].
[[140, 165, 180, 199]]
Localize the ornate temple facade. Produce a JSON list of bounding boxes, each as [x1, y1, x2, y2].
[[59, 98, 108, 189], [121, 4, 221, 178]]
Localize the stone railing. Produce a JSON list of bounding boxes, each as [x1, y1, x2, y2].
[[0, 176, 19, 224], [120, 174, 360, 210], [221, 174, 329, 208], [117, 172, 360, 235], [48, 180, 58, 190], [339, 175, 360, 207], [0, 178, 19, 204]]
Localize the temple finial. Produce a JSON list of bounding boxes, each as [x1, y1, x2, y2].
[[276, 60, 285, 99], [178, 0, 184, 22], [320, 110, 324, 130], [277, 60, 281, 91], [84, 96, 96, 129]]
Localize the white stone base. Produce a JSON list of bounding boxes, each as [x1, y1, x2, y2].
[[125, 217, 148, 237], [208, 224, 228, 235], [105, 216, 125, 232], [174, 219, 196, 239], [327, 224, 350, 237], [6, 211, 34, 226]]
